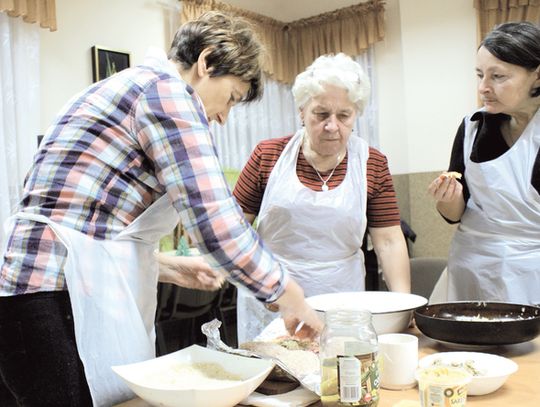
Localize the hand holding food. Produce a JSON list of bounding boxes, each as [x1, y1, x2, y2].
[[155, 251, 225, 291], [439, 171, 462, 180], [428, 171, 463, 203]]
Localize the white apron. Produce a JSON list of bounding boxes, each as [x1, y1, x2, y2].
[[237, 130, 369, 343], [8, 194, 179, 406], [446, 109, 540, 304]]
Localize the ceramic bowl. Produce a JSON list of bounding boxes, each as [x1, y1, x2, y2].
[[306, 291, 428, 334], [418, 351, 518, 395], [112, 345, 273, 407]]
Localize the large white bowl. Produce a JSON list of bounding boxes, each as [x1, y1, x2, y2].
[[418, 351, 518, 396], [112, 345, 273, 407], [306, 291, 428, 334]]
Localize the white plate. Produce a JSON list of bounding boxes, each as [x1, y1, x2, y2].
[[418, 351, 518, 396], [112, 345, 274, 407]]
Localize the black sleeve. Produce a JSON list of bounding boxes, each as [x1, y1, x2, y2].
[[448, 119, 470, 203], [437, 119, 469, 225], [533, 150, 540, 195]]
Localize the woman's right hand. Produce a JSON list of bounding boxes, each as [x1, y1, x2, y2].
[[428, 173, 466, 222], [428, 174, 463, 203]]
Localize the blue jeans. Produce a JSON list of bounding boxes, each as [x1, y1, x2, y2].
[[0, 291, 92, 406]]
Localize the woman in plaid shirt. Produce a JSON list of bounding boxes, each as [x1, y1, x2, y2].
[[0, 12, 321, 406]]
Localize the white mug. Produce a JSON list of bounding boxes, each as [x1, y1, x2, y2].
[[378, 333, 419, 390]]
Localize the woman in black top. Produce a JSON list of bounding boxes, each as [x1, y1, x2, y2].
[[428, 21, 540, 305]]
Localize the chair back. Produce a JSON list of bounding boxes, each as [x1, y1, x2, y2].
[[409, 257, 447, 299], [155, 283, 223, 355], [157, 283, 220, 322]]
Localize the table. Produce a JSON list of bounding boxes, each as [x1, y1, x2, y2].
[[115, 331, 540, 407]]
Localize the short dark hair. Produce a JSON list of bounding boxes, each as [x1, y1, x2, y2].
[[481, 21, 540, 97], [168, 11, 264, 102]]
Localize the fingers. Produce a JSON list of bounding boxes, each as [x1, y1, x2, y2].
[[428, 175, 462, 203], [294, 323, 319, 340], [283, 316, 300, 336], [187, 266, 224, 291], [301, 308, 324, 334], [282, 314, 323, 340], [174, 267, 223, 291], [156, 253, 224, 291], [440, 179, 459, 201], [427, 176, 443, 196], [281, 305, 324, 340], [180, 256, 213, 273], [275, 279, 324, 339], [188, 258, 225, 287]]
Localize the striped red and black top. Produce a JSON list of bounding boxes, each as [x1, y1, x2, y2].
[[233, 136, 401, 228]]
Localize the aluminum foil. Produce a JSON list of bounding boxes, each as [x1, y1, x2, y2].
[[201, 319, 321, 395]]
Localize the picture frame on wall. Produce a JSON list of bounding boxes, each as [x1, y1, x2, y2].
[[91, 45, 131, 82]]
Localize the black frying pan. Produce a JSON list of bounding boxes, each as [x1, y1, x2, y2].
[[414, 301, 540, 346]]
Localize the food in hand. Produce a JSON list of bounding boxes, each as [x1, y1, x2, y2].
[[440, 171, 462, 180]]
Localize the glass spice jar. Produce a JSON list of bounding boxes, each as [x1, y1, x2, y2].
[[320, 308, 380, 406]]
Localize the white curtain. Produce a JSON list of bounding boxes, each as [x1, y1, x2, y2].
[[0, 14, 40, 249], [211, 50, 378, 171]]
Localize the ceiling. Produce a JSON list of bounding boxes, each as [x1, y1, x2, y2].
[[221, 0, 367, 22]]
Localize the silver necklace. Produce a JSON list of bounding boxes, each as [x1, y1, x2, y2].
[[303, 131, 343, 191], [313, 162, 339, 191]]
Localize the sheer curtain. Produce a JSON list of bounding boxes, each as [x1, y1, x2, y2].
[[211, 50, 378, 171], [0, 13, 40, 249]]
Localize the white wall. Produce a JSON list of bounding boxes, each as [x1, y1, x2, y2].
[[376, 0, 478, 174], [38, 0, 479, 175], [39, 0, 176, 132]]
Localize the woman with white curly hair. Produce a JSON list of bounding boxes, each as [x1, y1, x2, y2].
[[234, 53, 411, 342]]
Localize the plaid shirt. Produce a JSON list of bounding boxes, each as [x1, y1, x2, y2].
[[0, 48, 287, 301]]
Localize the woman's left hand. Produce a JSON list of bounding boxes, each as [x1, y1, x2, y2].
[[155, 252, 225, 291]]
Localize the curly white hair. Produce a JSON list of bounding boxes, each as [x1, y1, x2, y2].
[[292, 53, 371, 113]]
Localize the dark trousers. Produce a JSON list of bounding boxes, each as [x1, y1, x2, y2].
[[0, 291, 92, 406]]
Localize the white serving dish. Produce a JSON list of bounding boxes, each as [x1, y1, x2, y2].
[[306, 291, 428, 334], [112, 344, 273, 407], [418, 351, 518, 396]]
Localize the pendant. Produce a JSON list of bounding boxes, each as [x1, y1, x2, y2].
[[322, 183, 329, 192]]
